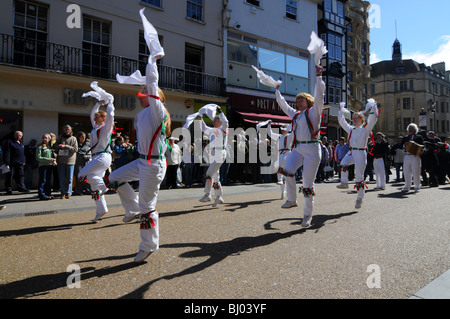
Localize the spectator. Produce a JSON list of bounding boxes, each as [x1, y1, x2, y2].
[[73, 131, 92, 195], [165, 137, 181, 189], [335, 137, 349, 181], [316, 140, 329, 183], [112, 136, 129, 170], [50, 132, 59, 192], [53, 125, 78, 199], [3, 131, 29, 194], [35, 133, 56, 200], [24, 138, 38, 189], [372, 132, 390, 190], [182, 144, 195, 188], [390, 136, 405, 182]]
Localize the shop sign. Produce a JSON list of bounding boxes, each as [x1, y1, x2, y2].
[[63, 88, 136, 110]]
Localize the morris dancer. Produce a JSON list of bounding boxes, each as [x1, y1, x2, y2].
[[275, 65, 325, 227], [336, 100, 378, 209], [109, 9, 171, 263], [197, 105, 229, 208], [401, 123, 424, 193], [265, 120, 293, 200], [79, 82, 114, 222]]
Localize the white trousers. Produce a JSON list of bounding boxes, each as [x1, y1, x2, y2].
[[204, 150, 226, 198], [373, 158, 386, 188], [78, 153, 111, 216], [282, 144, 321, 217], [340, 150, 367, 199], [108, 158, 166, 252], [403, 154, 421, 191], [277, 151, 291, 194]]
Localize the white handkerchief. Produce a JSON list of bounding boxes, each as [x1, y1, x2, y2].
[[339, 102, 350, 114], [252, 66, 282, 88], [307, 31, 328, 66], [82, 81, 114, 103], [116, 70, 146, 85], [256, 120, 271, 132], [140, 8, 165, 60]]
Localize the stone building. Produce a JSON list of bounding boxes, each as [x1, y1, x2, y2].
[[370, 38, 450, 142]]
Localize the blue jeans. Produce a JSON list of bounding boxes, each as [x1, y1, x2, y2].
[[38, 165, 53, 199], [58, 164, 75, 196]]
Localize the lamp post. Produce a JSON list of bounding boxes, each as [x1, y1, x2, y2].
[[428, 99, 437, 132], [419, 108, 427, 131]]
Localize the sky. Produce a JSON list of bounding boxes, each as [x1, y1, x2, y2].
[[368, 0, 450, 69]]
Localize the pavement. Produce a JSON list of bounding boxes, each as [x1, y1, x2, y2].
[[0, 179, 448, 300]]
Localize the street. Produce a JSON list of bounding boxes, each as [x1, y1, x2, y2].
[[0, 180, 448, 301]]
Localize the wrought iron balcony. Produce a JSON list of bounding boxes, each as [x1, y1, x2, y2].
[[0, 33, 226, 97]]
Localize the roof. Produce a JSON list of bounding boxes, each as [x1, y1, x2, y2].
[[370, 59, 423, 77]]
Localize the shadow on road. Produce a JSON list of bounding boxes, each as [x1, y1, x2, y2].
[[0, 262, 143, 299], [119, 210, 358, 299]]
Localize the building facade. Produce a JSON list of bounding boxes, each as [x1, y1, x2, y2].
[[0, 0, 227, 189], [224, 0, 320, 129], [345, 0, 371, 113], [0, 0, 227, 146], [370, 38, 450, 143]]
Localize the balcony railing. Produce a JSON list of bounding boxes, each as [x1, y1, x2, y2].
[[0, 33, 226, 97]]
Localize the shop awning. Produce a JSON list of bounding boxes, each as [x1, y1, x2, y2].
[[236, 111, 292, 125]]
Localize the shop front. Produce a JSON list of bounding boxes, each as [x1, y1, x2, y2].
[[228, 91, 293, 129]]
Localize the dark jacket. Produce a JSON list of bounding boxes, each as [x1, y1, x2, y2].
[[3, 138, 25, 165]]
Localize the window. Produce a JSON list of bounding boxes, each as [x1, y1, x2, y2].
[[361, 42, 366, 53], [394, 81, 398, 92], [227, 40, 258, 65], [13, 0, 48, 68], [327, 76, 341, 104], [410, 80, 414, 91], [227, 34, 308, 94], [442, 121, 446, 133], [259, 48, 285, 73], [327, 32, 342, 62], [82, 16, 111, 78], [324, 0, 345, 26], [246, 0, 260, 7], [402, 98, 411, 110], [371, 84, 375, 94], [348, 71, 353, 82], [286, 1, 297, 20], [187, 0, 203, 21], [403, 118, 412, 131], [400, 80, 407, 91], [142, 0, 161, 7], [185, 44, 203, 92], [396, 118, 402, 131], [286, 55, 308, 78]]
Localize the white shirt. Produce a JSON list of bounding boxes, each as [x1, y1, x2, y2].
[[276, 76, 325, 142], [166, 143, 181, 165], [267, 124, 294, 155], [135, 58, 167, 160], [338, 105, 378, 150], [90, 102, 114, 154]]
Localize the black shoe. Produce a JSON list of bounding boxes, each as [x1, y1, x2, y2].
[[18, 188, 30, 193]]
